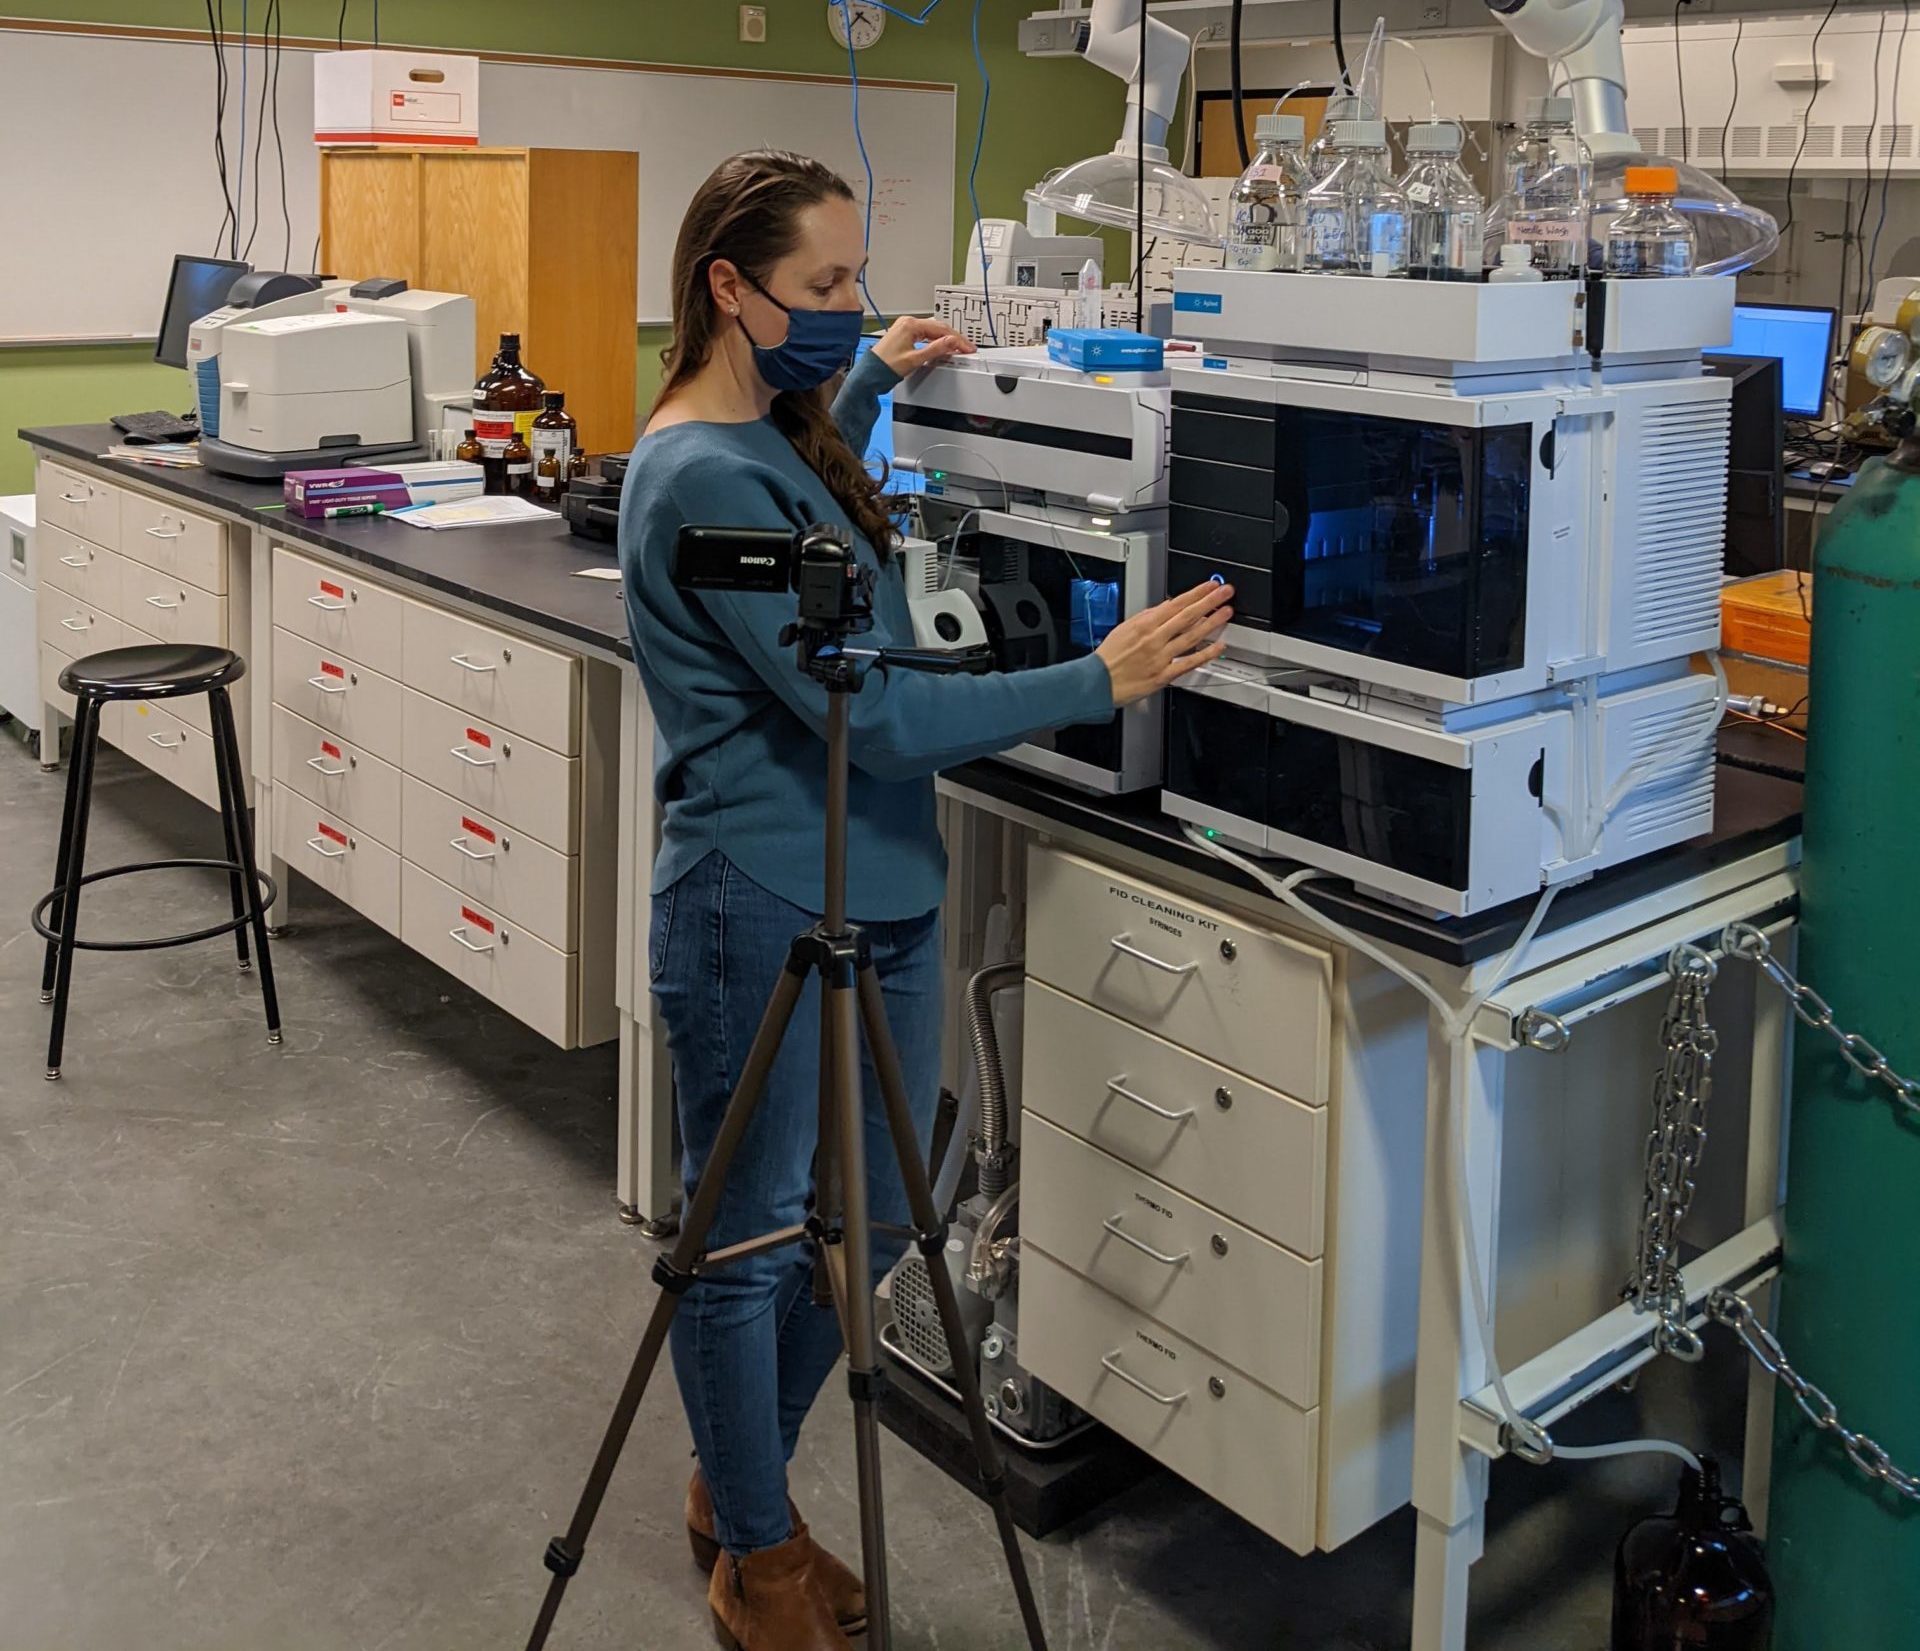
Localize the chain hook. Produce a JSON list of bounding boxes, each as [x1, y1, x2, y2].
[[1667, 941, 1719, 986]]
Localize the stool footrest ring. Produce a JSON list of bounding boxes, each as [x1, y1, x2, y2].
[[32, 859, 280, 954]]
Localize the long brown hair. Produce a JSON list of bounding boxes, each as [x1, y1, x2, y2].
[[654, 150, 896, 555]]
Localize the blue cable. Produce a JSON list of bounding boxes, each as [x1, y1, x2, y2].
[[969, 0, 999, 345], [237, 0, 248, 253], [866, 0, 944, 21], [836, 0, 888, 325]]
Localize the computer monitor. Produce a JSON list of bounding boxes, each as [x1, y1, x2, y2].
[[154, 254, 249, 369], [854, 335, 925, 497], [1705, 303, 1837, 419]]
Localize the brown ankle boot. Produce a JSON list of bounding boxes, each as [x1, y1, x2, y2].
[[708, 1532, 851, 1651], [688, 1470, 868, 1635]]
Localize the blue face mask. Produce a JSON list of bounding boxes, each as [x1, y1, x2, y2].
[[740, 274, 864, 394]]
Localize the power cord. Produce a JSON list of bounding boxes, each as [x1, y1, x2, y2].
[[967, 0, 999, 345], [1717, 14, 1743, 186], [205, 0, 235, 257], [1672, 0, 1690, 164], [1230, 0, 1251, 168], [834, 0, 888, 325], [1779, 0, 1845, 249], [1864, 0, 1913, 312]]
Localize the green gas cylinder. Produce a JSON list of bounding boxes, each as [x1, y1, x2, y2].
[[1767, 438, 1920, 1650]]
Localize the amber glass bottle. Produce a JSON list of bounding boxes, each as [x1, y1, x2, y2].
[[502, 431, 534, 499], [472, 333, 546, 471], [530, 392, 578, 502]]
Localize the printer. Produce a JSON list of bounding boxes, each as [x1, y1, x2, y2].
[[199, 279, 475, 480], [186, 272, 351, 437]]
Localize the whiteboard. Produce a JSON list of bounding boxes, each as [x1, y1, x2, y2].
[[476, 62, 957, 323], [0, 24, 958, 343], [0, 27, 322, 343]]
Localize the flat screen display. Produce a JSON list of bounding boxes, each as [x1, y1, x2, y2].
[[1705, 304, 1837, 419], [154, 254, 249, 370]]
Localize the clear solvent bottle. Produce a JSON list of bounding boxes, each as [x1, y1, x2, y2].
[[1604, 166, 1697, 277], [1498, 95, 1592, 278], [1224, 112, 1311, 273], [1400, 121, 1484, 281]]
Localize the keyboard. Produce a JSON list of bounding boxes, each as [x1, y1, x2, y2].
[[111, 410, 200, 444]]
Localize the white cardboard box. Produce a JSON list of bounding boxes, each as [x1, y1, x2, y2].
[[314, 49, 480, 146]]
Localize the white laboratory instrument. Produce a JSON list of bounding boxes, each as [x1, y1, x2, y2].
[[892, 346, 1172, 793], [899, 536, 991, 652], [964, 220, 1105, 292], [199, 282, 476, 480], [0, 494, 39, 750], [186, 273, 351, 438]]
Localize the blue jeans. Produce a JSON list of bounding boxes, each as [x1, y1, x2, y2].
[[649, 852, 942, 1554]]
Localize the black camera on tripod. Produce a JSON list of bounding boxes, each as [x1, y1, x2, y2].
[[675, 523, 875, 636]]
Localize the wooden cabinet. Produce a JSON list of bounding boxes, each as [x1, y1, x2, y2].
[[319, 146, 639, 455]]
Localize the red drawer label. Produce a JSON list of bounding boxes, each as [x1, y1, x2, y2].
[[320, 580, 344, 598], [320, 660, 345, 679], [460, 906, 495, 934], [317, 821, 348, 846], [461, 817, 497, 843], [465, 727, 492, 749], [321, 740, 342, 760]]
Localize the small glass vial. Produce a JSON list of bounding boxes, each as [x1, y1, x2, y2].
[[1400, 121, 1484, 281], [1604, 166, 1697, 278], [1224, 112, 1310, 273], [1498, 96, 1591, 278], [1306, 120, 1408, 277]]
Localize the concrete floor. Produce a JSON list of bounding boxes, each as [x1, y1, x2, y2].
[[0, 727, 1755, 1650]]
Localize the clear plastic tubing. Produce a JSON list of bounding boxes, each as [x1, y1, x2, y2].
[[1604, 165, 1698, 278], [1223, 111, 1311, 273]]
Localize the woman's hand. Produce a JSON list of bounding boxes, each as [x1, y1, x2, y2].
[[1096, 581, 1236, 708], [870, 315, 976, 377]]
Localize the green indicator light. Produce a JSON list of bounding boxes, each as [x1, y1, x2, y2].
[[931, 470, 946, 481], [1206, 829, 1219, 840]]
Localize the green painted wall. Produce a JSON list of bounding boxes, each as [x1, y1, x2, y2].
[[0, 0, 1130, 493]]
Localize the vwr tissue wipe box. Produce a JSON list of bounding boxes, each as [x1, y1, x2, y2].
[[1045, 328, 1165, 372], [285, 461, 485, 517]]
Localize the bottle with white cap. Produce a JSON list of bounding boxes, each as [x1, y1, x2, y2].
[[1399, 120, 1484, 281], [1224, 111, 1311, 273], [1497, 94, 1592, 278], [1305, 119, 1408, 277], [1487, 242, 1545, 283]]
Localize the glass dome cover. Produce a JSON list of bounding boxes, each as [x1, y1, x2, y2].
[[1027, 146, 1220, 243]]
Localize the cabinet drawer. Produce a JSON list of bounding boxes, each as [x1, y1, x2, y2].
[[117, 699, 223, 812], [273, 799, 401, 937], [1022, 1116, 1322, 1407], [1026, 847, 1332, 1098], [272, 546, 404, 676], [39, 526, 124, 612], [273, 704, 402, 850], [401, 775, 575, 951], [120, 492, 225, 592], [37, 462, 120, 551], [39, 592, 122, 659], [119, 562, 227, 648], [402, 602, 579, 756], [1021, 1246, 1320, 1554], [272, 628, 405, 767], [1023, 982, 1326, 1257], [401, 689, 578, 853], [41, 643, 80, 721], [401, 861, 575, 1047]]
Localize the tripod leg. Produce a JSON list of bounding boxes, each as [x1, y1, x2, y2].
[[524, 960, 810, 1651], [813, 974, 843, 1322], [858, 968, 1052, 1651], [829, 973, 896, 1651]]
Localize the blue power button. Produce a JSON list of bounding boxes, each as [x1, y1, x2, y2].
[[1208, 573, 1227, 586]]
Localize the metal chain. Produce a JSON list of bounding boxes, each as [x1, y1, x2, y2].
[[1629, 944, 1719, 1361], [1721, 922, 1920, 1125], [1707, 1291, 1920, 1502]]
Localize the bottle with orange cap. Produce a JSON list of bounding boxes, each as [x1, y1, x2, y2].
[[1604, 166, 1697, 279]]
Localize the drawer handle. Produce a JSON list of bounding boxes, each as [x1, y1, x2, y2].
[[306, 755, 348, 777], [145, 594, 181, 611], [305, 836, 347, 860], [307, 594, 349, 612], [450, 743, 498, 768], [307, 675, 350, 695], [60, 616, 91, 631], [58, 489, 90, 504], [146, 732, 182, 751], [1105, 1077, 1195, 1124], [1109, 933, 1199, 976], [449, 652, 498, 674], [145, 522, 183, 540], [448, 925, 496, 954], [1100, 1350, 1189, 1407], [1101, 1215, 1191, 1267], [58, 553, 90, 568], [449, 835, 497, 862]]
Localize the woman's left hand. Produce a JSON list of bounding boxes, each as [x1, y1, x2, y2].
[[870, 315, 976, 377]]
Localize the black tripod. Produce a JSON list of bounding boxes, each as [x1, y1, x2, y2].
[[525, 526, 1049, 1651]]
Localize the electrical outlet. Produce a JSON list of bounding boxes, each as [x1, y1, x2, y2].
[[739, 5, 767, 44]]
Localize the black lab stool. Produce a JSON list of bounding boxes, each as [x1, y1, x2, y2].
[[32, 644, 280, 1079]]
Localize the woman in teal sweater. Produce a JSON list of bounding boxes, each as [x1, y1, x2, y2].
[[619, 150, 1232, 1651]]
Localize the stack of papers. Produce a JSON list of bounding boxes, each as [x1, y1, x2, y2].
[[395, 495, 558, 531], [104, 442, 200, 468]]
